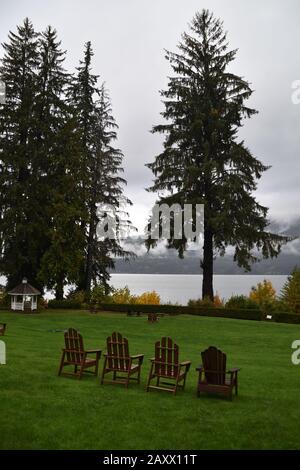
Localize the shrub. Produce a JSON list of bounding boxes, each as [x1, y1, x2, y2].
[[249, 280, 276, 306], [272, 312, 300, 324], [67, 289, 86, 304], [225, 295, 259, 310], [281, 267, 300, 312], [188, 295, 223, 308], [48, 299, 82, 309], [213, 293, 224, 308], [109, 286, 160, 305], [90, 284, 112, 305], [135, 290, 160, 305], [110, 286, 134, 304], [0, 291, 10, 308], [38, 297, 48, 310]]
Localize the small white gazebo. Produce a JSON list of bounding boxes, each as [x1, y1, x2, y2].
[[8, 278, 41, 311]]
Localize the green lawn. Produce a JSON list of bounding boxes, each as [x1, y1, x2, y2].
[[0, 310, 300, 450]]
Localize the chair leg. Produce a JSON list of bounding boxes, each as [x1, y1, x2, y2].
[[146, 363, 154, 391], [78, 361, 85, 380], [95, 355, 100, 377], [174, 375, 180, 395], [58, 352, 65, 376], [182, 371, 187, 390], [100, 357, 107, 384], [235, 374, 238, 396], [126, 369, 131, 388]]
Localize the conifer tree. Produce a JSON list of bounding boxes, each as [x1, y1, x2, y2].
[[70, 43, 133, 295], [147, 10, 288, 300], [0, 18, 40, 289], [34, 26, 86, 299], [281, 267, 300, 312]]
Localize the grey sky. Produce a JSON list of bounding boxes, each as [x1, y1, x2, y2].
[[1, 0, 300, 233]]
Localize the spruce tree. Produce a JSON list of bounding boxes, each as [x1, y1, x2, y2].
[[281, 267, 300, 312], [70, 43, 133, 295], [0, 18, 40, 289], [147, 10, 288, 300], [35, 26, 86, 299], [0, 21, 86, 297]]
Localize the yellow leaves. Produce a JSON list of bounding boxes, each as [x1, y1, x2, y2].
[[249, 280, 276, 306], [213, 293, 224, 307], [110, 286, 161, 305], [134, 291, 161, 305]]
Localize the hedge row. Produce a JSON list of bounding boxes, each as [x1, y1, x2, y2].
[[29, 300, 300, 325], [48, 300, 82, 309], [271, 312, 300, 324], [98, 303, 263, 321]]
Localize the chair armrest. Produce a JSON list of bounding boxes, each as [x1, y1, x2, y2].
[[86, 349, 102, 354], [131, 354, 144, 365], [131, 354, 144, 360], [180, 361, 191, 372], [196, 365, 204, 371], [180, 361, 191, 366], [149, 357, 155, 362], [227, 367, 240, 373]]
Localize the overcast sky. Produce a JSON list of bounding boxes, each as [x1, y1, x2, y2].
[[1, 0, 300, 233]]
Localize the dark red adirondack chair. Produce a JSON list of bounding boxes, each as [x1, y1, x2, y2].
[[101, 332, 144, 388], [146, 337, 191, 395], [58, 328, 101, 379], [196, 346, 240, 400], [0, 323, 6, 336]]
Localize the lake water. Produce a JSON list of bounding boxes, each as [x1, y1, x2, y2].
[[2, 273, 288, 304], [110, 274, 288, 305]]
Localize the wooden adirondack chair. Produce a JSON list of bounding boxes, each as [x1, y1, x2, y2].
[[0, 323, 6, 336], [58, 328, 101, 379], [101, 332, 144, 388], [146, 337, 191, 395], [196, 346, 240, 400]]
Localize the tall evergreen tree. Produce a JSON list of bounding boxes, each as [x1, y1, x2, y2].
[[0, 21, 86, 297], [0, 18, 40, 289], [35, 26, 86, 299], [70, 42, 133, 295], [147, 10, 288, 300]]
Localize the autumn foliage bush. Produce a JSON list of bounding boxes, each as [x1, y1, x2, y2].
[[110, 286, 160, 305], [249, 280, 276, 306]]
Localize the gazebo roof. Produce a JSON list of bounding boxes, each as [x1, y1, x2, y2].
[[8, 278, 41, 295]]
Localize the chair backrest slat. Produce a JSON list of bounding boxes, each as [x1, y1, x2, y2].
[[154, 337, 179, 377], [64, 328, 84, 364], [107, 332, 130, 371], [202, 346, 226, 385]]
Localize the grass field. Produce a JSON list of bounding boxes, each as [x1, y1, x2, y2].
[[0, 310, 300, 450]]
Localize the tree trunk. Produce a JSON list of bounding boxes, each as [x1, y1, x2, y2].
[[202, 228, 214, 300], [85, 203, 97, 296], [55, 275, 64, 300], [55, 286, 64, 300]]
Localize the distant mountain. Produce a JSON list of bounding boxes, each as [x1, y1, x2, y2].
[[112, 252, 300, 275], [111, 220, 300, 274]]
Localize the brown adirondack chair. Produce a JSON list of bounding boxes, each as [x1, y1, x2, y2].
[[58, 328, 101, 379], [146, 337, 191, 395], [101, 332, 144, 387], [0, 323, 6, 336], [196, 346, 240, 400]]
